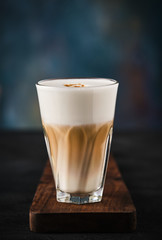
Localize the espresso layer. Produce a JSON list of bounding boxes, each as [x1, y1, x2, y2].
[[43, 121, 113, 193]]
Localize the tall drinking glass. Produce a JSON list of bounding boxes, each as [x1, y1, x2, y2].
[[36, 78, 119, 204]]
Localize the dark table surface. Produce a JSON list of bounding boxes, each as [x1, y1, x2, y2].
[[0, 130, 162, 240]]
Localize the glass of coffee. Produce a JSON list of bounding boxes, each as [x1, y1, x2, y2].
[[36, 78, 118, 204]]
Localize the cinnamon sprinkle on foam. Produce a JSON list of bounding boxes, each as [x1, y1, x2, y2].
[[64, 83, 85, 88]]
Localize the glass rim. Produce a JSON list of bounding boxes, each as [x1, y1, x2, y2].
[[36, 78, 119, 89]]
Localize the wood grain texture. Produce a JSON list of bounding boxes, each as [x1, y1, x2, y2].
[[29, 156, 136, 233]]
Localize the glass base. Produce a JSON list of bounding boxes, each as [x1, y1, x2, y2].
[[56, 187, 103, 204]]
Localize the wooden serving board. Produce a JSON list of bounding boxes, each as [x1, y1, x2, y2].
[[29, 156, 136, 233]]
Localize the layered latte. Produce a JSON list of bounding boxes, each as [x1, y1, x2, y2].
[[36, 78, 118, 202]]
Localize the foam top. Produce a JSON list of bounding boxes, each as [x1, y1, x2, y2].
[[37, 78, 117, 89], [36, 78, 118, 125]]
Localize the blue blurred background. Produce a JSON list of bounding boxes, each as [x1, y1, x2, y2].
[[0, 0, 161, 130]]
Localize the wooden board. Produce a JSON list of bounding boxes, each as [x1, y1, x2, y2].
[[29, 156, 136, 233]]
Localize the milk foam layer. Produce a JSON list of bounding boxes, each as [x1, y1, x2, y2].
[[36, 78, 118, 125]]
